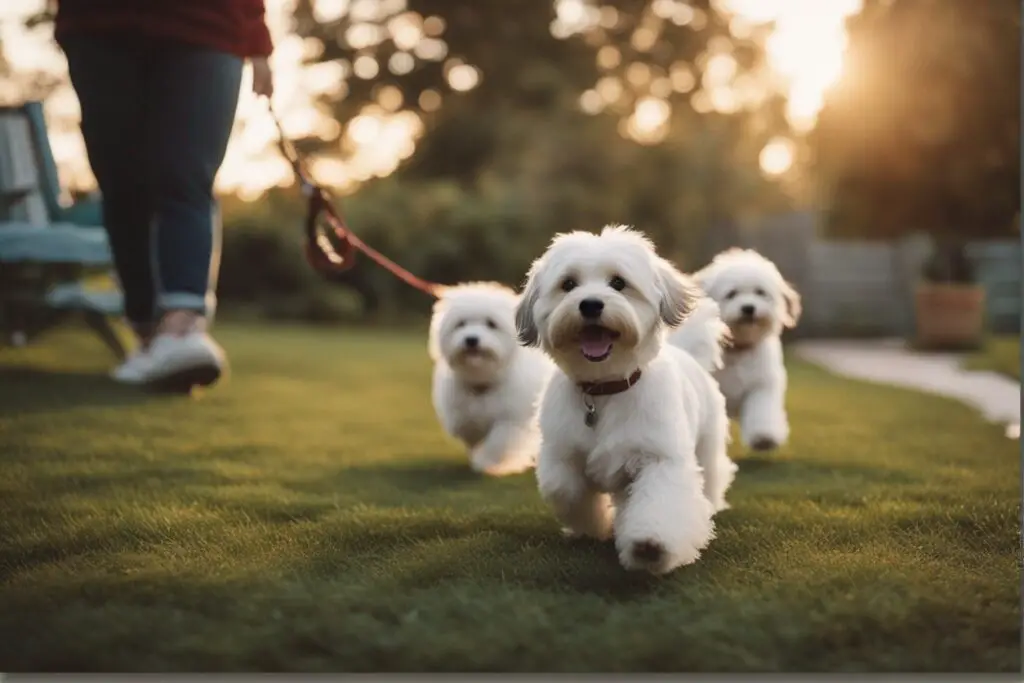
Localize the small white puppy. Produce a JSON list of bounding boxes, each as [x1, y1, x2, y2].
[[670, 248, 801, 452], [429, 282, 554, 476], [516, 225, 735, 575]]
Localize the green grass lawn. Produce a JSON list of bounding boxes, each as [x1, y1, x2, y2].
[[965, 335, 1021, 380], [0, 323, 1019, 672]]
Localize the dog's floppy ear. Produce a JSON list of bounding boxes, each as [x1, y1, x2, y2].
[[515, 262, 543, 347], [427, 297, 447, 361], [656, 257, 702, 328], [780, 280, 802, 328], [691, 264, 714, 298]]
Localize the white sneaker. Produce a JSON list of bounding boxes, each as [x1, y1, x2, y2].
[[110, 350, 153, 385], [142, 330, 228, 392]]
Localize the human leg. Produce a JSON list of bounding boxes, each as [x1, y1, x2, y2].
[[62, 37, 156, 344], [138, 42, 244, 391], [147, 42, 243, 323]]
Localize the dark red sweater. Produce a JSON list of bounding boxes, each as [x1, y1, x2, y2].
[[54, 0, 273, 58]]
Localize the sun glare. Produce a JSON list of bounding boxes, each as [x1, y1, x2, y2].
[[758, 136, 795, 176], [717, 0, 862, 133], [714, 0, 862, 177], [628, 96, 671, 144]]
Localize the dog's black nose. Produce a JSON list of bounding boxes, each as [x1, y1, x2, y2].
[[578, 298, 605, 319], [740, 304, 755, 317], [464, 336, 479, 348]]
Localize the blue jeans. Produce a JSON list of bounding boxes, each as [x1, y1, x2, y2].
[[61, 35, 243, 330]]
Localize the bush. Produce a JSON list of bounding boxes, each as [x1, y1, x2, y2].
[[214, 111, 786, 324], [218, 191, 367, 323], [216, 179, 546, 323]]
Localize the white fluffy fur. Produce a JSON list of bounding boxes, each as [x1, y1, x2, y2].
[[670, 248, 802, 452], [516, 225, 735, 575], [429, 282, 554, 476]]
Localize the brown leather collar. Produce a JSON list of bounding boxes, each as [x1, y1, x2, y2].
[[727, 341, 756, 353], [579, 369, 642, 397], [466, 383, 491, 395]]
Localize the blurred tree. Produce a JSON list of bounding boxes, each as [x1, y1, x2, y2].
[[292, 0, 761, 148], [814, 0, 1020, 241], [3, 3, 65, 103], [290, 0, 792, 260], [22, 1, 802, 318]]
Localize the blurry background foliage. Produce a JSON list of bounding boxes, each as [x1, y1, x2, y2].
[[9, 0, 1020, 322]]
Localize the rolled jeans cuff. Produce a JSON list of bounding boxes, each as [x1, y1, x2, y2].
[[158, 292, 217, 319]]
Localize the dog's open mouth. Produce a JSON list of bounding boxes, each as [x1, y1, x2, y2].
[[459, 347, 491, 361], [579, 325, 619, 362], [732, 315, 768, 329]]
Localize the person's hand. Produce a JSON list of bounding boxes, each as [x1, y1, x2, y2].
[[251, 57, 274, 98]]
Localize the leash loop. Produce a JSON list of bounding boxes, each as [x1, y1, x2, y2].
[[268, 104, 444, 299]]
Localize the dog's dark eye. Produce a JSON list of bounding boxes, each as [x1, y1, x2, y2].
[[609, 275, 627, 291], [754, 287, 767, 297], [485, 318, 497, 329], [561, 277, 578, 293], [725, 289, 738, 300], [454, 320, 466, 329]]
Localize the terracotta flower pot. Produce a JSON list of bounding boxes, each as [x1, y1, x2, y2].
[[914, 282, 986, 350]]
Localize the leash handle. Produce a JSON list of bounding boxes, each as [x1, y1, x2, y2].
[[269, 105, 444, 299]]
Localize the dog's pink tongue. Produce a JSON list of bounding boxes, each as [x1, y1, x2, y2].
[[580, 328, 613, 358]]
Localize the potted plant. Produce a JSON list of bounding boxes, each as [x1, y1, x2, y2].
[[914, 239, 986, 350]]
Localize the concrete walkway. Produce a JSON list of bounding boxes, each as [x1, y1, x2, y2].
[[794, 339, 1020, 439]]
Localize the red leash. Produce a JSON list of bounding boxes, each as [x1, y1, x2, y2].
[[268, 106, 445, 299]]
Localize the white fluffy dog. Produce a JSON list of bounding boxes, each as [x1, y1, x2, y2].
[[670, 248, 801, 452], [429, 282, 554, 476], [515, 226, 735, 575]]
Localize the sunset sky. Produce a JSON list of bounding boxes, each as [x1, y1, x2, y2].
[[0, 0, 861, 198]]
